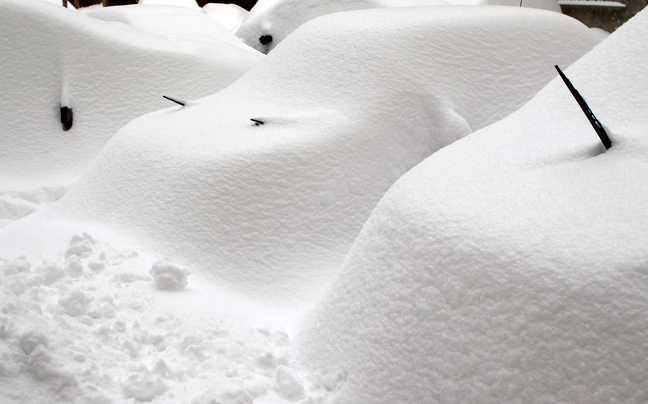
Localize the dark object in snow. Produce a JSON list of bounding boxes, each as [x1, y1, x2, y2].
[[555, 65, 611, 150], [251, 118, 265, 126], [259, 35, 273, 46], [163, 95, 185, 107], [60, 106, 73, 131]]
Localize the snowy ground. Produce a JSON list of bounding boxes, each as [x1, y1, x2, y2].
[[2, 0, 646, 403]]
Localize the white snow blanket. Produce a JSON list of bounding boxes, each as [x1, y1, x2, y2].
[[82, 4, 255, 50], [0, 7, 599, 306], [0, 0, 261, 193], [299, 7, 648, 404], [235, 0, 561, 53], [202, 3, 249, 31]]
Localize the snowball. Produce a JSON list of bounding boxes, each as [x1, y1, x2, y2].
[[19, 331, 49, 355], [1, 257, 30, 276], [4, 272, 45, 296], [122, 373, 169, 402], [35, 262, 64, 285], [88, 259, 105, 271], [64, 256, 84, 278], [149, 260, 190, 291], [65, 242, 93, 259], [86, 301, 116, 319], [275, 365, 304, 400], [190, 387, 254, 404], [57, 289, 87, 317]]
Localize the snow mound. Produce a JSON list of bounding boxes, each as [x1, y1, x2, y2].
[[236, 0, 448, 53], [82, 4, 256, 51], [298, 8, 648, 404], [0, 0, 261, 192], [0, 7, 599, 305], [202, 3, 249, 31], [235, 0, 560, 53]]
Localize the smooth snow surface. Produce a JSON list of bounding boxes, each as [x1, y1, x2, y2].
[[82, 4, 257, 51], [0, 7, 599, 307], [202, 3, 249, 31], [299, 8, 648, 404], [0, 0, 260, 193], [235, 0, 561, 52]]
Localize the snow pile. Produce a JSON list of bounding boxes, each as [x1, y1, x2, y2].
[[0, 0, 261, 194], [202, 3, 249, 31], [235, 0, 560, 53], [82, 4, 256, 50], [298, 8, 648, 403], [236, 0, 448, 53], [149, 260, 190, 291], [0, 234, 332, 404], [0, 7, 599, 306]]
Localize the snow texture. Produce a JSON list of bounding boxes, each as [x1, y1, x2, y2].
[[202, 3, 249, 32], [0, 235, 329, 404], [298, 8, 648, 404], [0, 0, 261, 192], [82, 4, 255, 51], [0, 7, 599, 306], [235, 0, 561, 53]]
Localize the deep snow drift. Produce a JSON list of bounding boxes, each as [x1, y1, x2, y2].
[[298, 7, 648, 404], [235, 0, 561, 52], [0, 0, 260, 194], [0, 7, 599, 307], [81, 4, 252, 50]]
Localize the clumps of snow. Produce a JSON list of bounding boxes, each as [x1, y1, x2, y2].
[[298, 7, 648, 404], [65, 233, 96, 259], [57, 289, 88, 317], [64, 256, 84, 278], [149, 260, 190, 291], [122, 372, 170, 401], [190, 387, 254, 404], [35, 262, 65, 285], [0, 234, 331, 403], [275, 365, 305, 400]]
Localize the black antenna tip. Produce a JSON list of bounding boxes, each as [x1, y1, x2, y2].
[[163, 95, 185, 107], [60, 105, 73, 131]]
